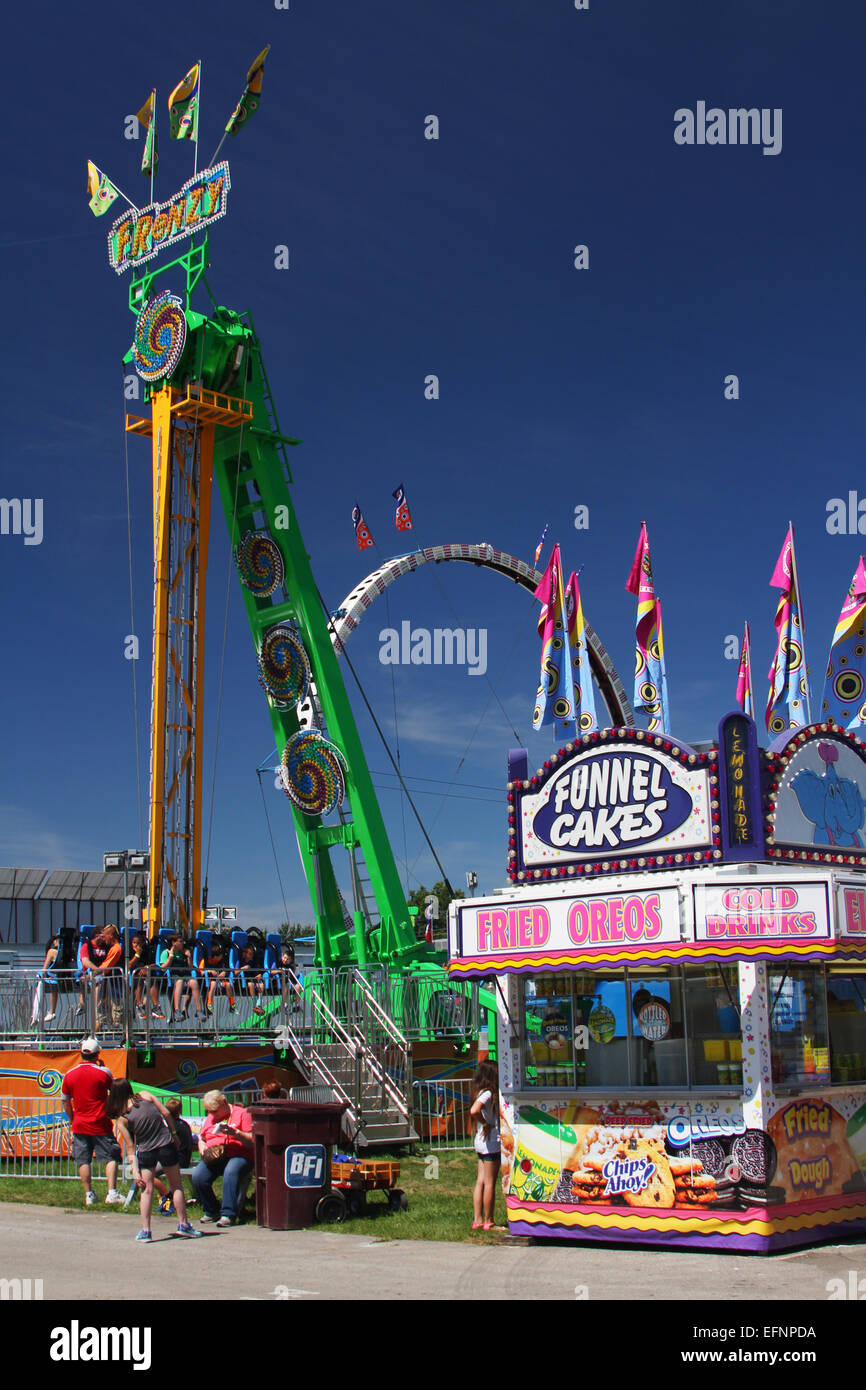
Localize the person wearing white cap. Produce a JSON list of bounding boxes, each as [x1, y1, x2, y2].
[[61, 1037, 123, 1206]]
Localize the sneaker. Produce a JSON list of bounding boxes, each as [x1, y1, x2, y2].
[[105, 1189, 124, 1205], [198, 1213, 219, 1224], [175, 1221, 202, 1238], [85, 1191, 97, 1207], [44, 1012, 56, 1022], [135, 1229, 152, 1242], [253, 1006, 265, 1017], [74, 1004, 85, 1017], [228, 1004, 238, 1014], [216, 1215, 236, 1227]]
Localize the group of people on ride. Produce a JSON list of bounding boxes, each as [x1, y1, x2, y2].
[[35, 928, 298, 1028]]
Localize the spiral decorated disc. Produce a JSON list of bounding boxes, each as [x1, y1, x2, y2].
[[280, 731, 347, 816], [133, 290, 187, 382], [258, 626, 311, 706], [235, 531, 284, 597]]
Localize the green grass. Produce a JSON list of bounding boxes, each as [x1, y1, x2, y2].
[[0, 1151, 507, 1243]]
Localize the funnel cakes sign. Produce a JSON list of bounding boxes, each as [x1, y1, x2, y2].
[[507, 732, 715, 881]]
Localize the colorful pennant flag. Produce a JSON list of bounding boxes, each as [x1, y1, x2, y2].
[[532, 543, 577, 736], [533, 524, 549, 569], [393, 484, 413, 532], [137, 91, 158, 178], [225, 45, 270, 137], [86, 161, 119, 217], [820, 557, 866, 729], [625, 522, 670, 732], [735, 621, 754, 719], [564, 568, 598, 734], [168, 63, 200, 141], [352, 503, 374, 552], [766, 525, 811, 736]]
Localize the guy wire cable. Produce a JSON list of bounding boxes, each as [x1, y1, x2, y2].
[[312, 575, 456, 898]]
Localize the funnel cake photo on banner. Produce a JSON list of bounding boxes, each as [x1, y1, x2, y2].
[[258, 625, 311, 707], [235, 531, 285, 598], [133, 289, 187, 382], [280, 730, 347, 817]]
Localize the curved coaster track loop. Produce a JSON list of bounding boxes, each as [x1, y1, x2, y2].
[[329, 541, 634, 729]]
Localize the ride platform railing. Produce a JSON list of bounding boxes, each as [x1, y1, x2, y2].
[[0, 967, 305, 1049]]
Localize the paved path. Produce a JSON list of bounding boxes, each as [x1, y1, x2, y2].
[[2, 1202, 866, 1302]]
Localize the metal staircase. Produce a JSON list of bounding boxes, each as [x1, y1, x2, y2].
[[282, 968, 418, 1150]]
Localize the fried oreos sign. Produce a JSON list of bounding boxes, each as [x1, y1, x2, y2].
[[509, 736, 714, 877]]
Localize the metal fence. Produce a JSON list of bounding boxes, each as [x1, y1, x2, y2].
[[305, 966, 479, 1041], [0, 1089, 264, 1180], [0, 967, 304, 1048], [1, 962, 480, 1049], [412, 1077, 474, 1150]]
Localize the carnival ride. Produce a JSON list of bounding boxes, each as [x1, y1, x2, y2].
[[88, 63, 634, 1113]]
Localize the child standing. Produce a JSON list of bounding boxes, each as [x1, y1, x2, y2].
[[470, 1061, 503, 1232], [107, 1081, 201, 1241]]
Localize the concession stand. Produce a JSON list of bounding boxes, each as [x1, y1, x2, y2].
[[447, 713, 866, 1252]]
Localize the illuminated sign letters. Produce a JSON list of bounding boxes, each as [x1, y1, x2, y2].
[[108, 162, 231, 275]]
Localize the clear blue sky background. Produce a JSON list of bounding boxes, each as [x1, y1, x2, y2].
[[2, 0, 865, 927]]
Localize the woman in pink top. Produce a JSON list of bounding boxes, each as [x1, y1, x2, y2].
[[191, 1090, 253, 1227]]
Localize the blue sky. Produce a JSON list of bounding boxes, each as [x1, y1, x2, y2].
[[2, 0, 866, 928]]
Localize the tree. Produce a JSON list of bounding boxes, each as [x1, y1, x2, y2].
[[407, 880, 464, 941]]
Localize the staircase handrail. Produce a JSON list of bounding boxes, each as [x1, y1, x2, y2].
[[348, 969, 413, 1121]]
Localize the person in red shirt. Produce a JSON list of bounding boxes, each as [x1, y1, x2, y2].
[[191, 1090, 253, 1226], [61, 1037, 123, 1206]]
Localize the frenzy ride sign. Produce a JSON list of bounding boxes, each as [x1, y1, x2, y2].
[[107, 162, 231, 274]]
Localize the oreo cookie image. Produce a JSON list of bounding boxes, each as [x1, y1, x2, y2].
[[689, 1139, 727, 1179], [731, 1129, 777, 1188], [737, 1185, 786, 1207]]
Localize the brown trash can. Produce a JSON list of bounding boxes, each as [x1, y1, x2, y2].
[[250, 1100, 348, 1230]]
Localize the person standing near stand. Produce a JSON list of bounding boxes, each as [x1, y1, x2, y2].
[[470, 1061, 504, 1232], [61, 1037, 123, 1206]]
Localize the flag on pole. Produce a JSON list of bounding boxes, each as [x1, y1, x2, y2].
[[352, 504, 374, 552], [766, 525, 811, 736], [393, 484, 413, 532], [625, 522, 669, 731], [225, 45, 270, 137], [532, 543, 577, 735], [820, 557, 866, 729], [168, 63, 200, 141], [86, 161, 119, 217], [136, 91, 158, 178], [735, 621, 754, 718], [564, 568, 598, 734], [533, 524, 549, 569]]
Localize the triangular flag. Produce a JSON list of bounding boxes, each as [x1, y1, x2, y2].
[[137, 91, 158, 177], [564, 568, 598, 734], [625, 523, 669, 732], [86, 160, 119, 217], [225, 45, 270, 137], [766, 525, 811, 735], [532, 543, 577, 735], [168, 63, 200, 141], [393, 484, 413, 532], [735, 621, 754, 718], [352, 503, 374, 552], [821, 557, 866, 729]]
